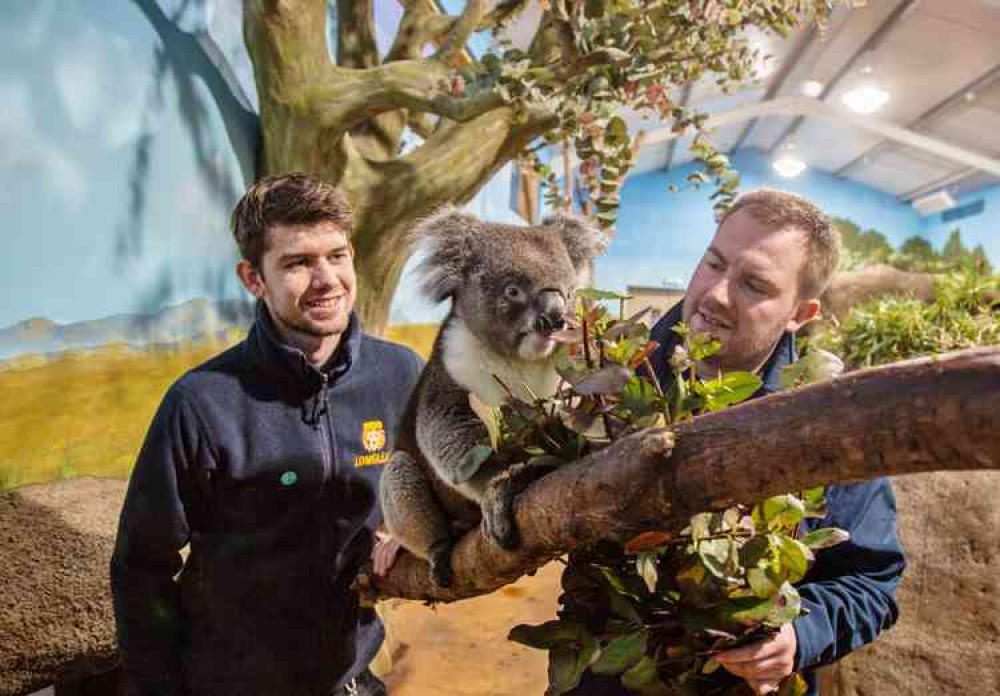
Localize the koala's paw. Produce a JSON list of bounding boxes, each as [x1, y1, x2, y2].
[[429, 539, 455, 588], [482, 475, 520, 551]]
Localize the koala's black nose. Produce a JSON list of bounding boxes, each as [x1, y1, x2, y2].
[[534, 290, 567, 333]]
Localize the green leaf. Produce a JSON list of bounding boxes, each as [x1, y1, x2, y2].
[[764, 582, 802, 627], [548, 642, 596, 696], [747, 567, 780, 599], [605, 116, 629, 148], [702, 371, 763, 411], [801, 527, 851, 550], [760, 494, 806, 531], [636, 552, 659, 593], [509, 620, 589, 649], [778, 673, 810, 696], [621, 655, 659, 690], [775, 536, 813, 584], [591, 631, 648, 675], [573, 365, 632, 396]]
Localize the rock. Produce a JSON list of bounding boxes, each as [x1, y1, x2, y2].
[[820, 265, 937, 324], [0, 477, 126, 696], [823, 472, 1000, 695]]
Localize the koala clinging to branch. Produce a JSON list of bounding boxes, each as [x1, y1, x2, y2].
[[380, 207, 608, 587]]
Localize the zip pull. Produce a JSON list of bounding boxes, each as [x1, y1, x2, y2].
[[312, 372, 330, 425]]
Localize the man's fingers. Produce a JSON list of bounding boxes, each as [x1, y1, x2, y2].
[[715, 640, 781, 664], [748, 679, 780, 695]]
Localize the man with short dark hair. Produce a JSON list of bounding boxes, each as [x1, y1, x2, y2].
[[111, 173, 422, 696], [568, 189, 905, 696]]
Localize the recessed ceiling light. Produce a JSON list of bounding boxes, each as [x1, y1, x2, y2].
[[802, 80, 824, 98], [772, 143, 807, 178], [842, 66, 890, 114]]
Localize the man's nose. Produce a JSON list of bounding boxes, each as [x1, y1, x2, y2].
[[703, 275, 731, 308], [533, 290, 567, 332], [311, 260, 337, 288]]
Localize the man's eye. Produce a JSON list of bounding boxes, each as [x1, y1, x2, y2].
[[746, 280, 766, 294], [287, 259, 307, 268]]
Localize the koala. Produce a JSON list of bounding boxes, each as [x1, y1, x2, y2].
[[380, 207, 607, 587]]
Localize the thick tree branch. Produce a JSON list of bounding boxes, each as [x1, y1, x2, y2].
[[313, 59, 508, 131], [435, 0, 486, 66], [336, 0, 378, 69], [386, 2, 455, 62], [374, 346, 1000, 602]]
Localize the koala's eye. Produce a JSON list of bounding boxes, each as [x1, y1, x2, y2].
[[504, 284, 525, 301]]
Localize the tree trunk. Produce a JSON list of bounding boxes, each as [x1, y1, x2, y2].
[[374, 345, 1000, 601]]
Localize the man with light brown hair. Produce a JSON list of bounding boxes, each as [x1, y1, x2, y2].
[[112, 173, 422, 696], [568, 189, 904, 696]]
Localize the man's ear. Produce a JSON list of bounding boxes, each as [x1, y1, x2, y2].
[[237, 260, 265, 300], [786, 298, 821, 333]]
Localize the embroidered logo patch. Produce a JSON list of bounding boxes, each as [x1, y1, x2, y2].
[[362, 420, 386, 453], [355, 420, 390, 467]]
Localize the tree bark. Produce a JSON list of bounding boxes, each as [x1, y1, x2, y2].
[[375, 346, 1000, 601]]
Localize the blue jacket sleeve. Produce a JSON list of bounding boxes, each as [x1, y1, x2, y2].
[[793, 477, 906, 670], [110, 388, 205, 696]]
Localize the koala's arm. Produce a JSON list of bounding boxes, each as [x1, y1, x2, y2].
[[415, 359, 494, 496]]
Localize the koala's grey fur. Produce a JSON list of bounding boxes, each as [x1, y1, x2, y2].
[[380, 207, 607, 586]]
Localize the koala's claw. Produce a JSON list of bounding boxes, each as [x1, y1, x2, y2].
[[483, 477, 520, 550], [429, 540, 455, 588]]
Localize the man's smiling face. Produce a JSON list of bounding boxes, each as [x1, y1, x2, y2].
[[682, 207, 818, 375], [239, 220, 357, 352]]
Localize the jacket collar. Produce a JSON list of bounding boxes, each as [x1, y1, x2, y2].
[[246, 300, 363, 391], [649, 300, 796, 397]]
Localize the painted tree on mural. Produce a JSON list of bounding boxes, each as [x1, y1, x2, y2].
[[243, 0, 837, 332]]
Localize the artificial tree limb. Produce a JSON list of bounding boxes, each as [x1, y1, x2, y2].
[[312, 60, 506, 133], [336, 0, 378, 69], [373, 346, 1000, 602], [435, 0, 486, 67]]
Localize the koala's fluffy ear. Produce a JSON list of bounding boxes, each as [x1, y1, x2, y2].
[[544, 213, 610, 272], [410, 206, 484, 303]]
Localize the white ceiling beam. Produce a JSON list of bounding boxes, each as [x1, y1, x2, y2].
[[767, 0, 921, 156], [643, 96, 1000, 179], [835, 62, 1000, 178]]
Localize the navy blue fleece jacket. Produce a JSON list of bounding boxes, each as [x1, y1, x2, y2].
[[110, 305, 422, 696], [568, 302, 905, 696]]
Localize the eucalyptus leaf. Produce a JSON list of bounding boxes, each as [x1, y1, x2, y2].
[[591, 631, 648, 675], [801, 527, 851, 550], [621, 655, 659, 690]]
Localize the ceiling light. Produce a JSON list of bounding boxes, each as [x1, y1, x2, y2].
[[802, 80, 824, 98], [772, 143, 807, 178], [842, 66, 890, 114]]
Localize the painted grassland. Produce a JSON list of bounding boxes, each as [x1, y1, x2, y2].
[[0, 323, 438, 491]]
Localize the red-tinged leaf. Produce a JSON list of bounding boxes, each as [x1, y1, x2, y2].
[[628, 341, 661, 369], [625, 531, 674, 553], [573, 365, 632, 395]]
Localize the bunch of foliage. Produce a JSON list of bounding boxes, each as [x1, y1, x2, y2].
[[475, 291, 847, 695], [815, 271, 1000, 368], [456, 0, 839, 224]]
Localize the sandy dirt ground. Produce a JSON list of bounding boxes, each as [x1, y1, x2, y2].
[[377, 562, 564, 696]]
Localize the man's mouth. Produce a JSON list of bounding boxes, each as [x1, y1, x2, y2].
[[694, 309, 731, 331], [304, 296, 344, 311]]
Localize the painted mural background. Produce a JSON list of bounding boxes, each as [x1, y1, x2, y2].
[[1, 1, 996, 491]]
